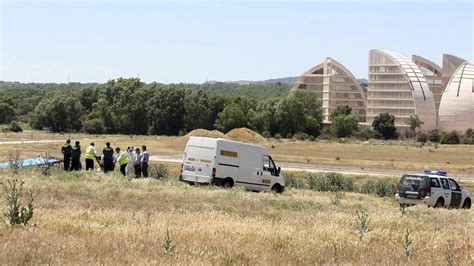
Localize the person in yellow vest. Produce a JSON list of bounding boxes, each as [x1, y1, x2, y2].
[[114, 147, 129, 176], [85, 142, 97, 170]]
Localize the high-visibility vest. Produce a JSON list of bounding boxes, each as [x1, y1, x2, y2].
[[85, 146, 95, 159], [118, 151, 129, 166]]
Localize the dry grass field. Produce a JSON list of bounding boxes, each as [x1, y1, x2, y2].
[[0, 167, 473, 265]]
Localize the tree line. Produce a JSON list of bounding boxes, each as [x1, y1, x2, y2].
[[0, 78, 320, 137], [1, 78, 473, 144]]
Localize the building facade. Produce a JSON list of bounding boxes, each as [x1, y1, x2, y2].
[[412, 55, 444, 123], [290, 57, 367, 123], [367, 50, 437, 131], [438, 62, 474, 133]]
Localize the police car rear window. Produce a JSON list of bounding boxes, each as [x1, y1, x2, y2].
[[400, 175, 429, 186]]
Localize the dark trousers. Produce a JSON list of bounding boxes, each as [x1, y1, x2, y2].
[[63, 156, 71, 170], [142, 162, 148, 178], [71, 158, 80, 171], [85, 158, 94, 170], [120, 164, 126, 176], [104, 160, 114, 173], [134, 164, 142, 178]]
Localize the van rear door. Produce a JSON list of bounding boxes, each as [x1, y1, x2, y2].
[[183, 139, 215, 180]]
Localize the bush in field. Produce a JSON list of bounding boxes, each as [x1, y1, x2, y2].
[[360, 178, 396, 197], [7, 150, 23, 174], [282, 172, 306, 189], [1, 179, 34, 226], [440, 131, 460, 144], [416, 133, 428, 143], [8, 121, 23, 132], [149, 164, 169, 180], [308, 172, 355, 192], [429, 129, 441, 143], [294, 132, 309, 140], [461, 128, 474, 144], [354, 127, 379, 140], [81, 118, 105, 134]]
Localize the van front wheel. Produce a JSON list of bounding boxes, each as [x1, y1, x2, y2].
[[271, 184, 283, 194]]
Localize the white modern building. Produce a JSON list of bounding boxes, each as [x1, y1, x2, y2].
[[438, 62, 474, 133], [290, 57, 367, 123], [367, 49, 437, 131]]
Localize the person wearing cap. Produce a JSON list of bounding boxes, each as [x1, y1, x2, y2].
[[141, 145, 149, 178], [85, 142, 97, 170], [102, 142, 114, 173], [115, 147, 129, 176], [61, 139, 72, 170], [70, 141, 81, 171]]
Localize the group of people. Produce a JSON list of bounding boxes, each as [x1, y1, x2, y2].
[[61, 139, 150, 178]]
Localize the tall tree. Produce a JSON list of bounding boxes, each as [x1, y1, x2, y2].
[[372, 112, 397, 139]]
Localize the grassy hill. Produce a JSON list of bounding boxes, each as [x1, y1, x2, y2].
[[0, 167, 472, 264]]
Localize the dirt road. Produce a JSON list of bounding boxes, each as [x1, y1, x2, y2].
[[150, 154, 474, 182]]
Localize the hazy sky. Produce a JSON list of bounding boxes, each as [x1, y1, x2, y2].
[[1, 0, 473, 83]]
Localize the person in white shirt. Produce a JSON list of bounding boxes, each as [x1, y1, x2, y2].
[[134, 148, 143, 178], [126, 147, 136, 176]]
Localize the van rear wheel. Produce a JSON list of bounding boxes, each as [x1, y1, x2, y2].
[[222, 178, 234, 188]]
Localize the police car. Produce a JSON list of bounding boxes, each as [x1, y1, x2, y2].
[[395, 170, 471, 209]]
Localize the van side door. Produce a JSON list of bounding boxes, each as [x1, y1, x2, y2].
[[237, 145, 262, 190], [448, 179, 462, 207]]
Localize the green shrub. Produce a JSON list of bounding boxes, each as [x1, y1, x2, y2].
[[294, 132, 309, 141], [354, 127, 379, 140], [461, 128, 474, 144], [1, 179, 34, 226], [81, 119, 105, 134], [274, 133, 282, 140], [262, 131, 271, 138], [308, 172, 355, 192], [282, 172, 306, 189], [429, 129, 441, 143], [360, 178, 396, 197], [440, 131, 460, 144], [8, 121, 23, 132], [416, 133, 428, 143], [149, 164, 169, 180]]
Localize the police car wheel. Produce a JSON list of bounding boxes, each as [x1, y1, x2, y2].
[[462, 198, 471, 209], [434, 198, 444, 208]]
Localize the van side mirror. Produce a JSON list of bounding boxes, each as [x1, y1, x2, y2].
[[277, 167, 281, 175], [459, 186, 463, 191]]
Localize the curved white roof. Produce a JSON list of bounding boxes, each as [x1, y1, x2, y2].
[[371, 50, 437, 130], [438, 62, 474, 132]]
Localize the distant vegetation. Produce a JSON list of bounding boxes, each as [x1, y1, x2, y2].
[[1, 79, 473, 144], [0, 79, 314, 137]]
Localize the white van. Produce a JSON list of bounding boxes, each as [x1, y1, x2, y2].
[[179, 137, 285, 193]]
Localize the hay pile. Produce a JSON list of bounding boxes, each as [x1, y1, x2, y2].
[[179, 129, 226, 144], [225, 128, 266, 144]]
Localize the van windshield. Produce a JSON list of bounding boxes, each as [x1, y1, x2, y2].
[[400, 175, 429, 187]]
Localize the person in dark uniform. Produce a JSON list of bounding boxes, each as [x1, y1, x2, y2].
[[70, 141, 81, 171], [102, 142, 114, 173], [141, 145, 149, 178], [61, 139, 72, 170]]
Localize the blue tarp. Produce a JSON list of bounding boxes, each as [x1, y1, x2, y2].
[[0, 157, 61, 169]]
